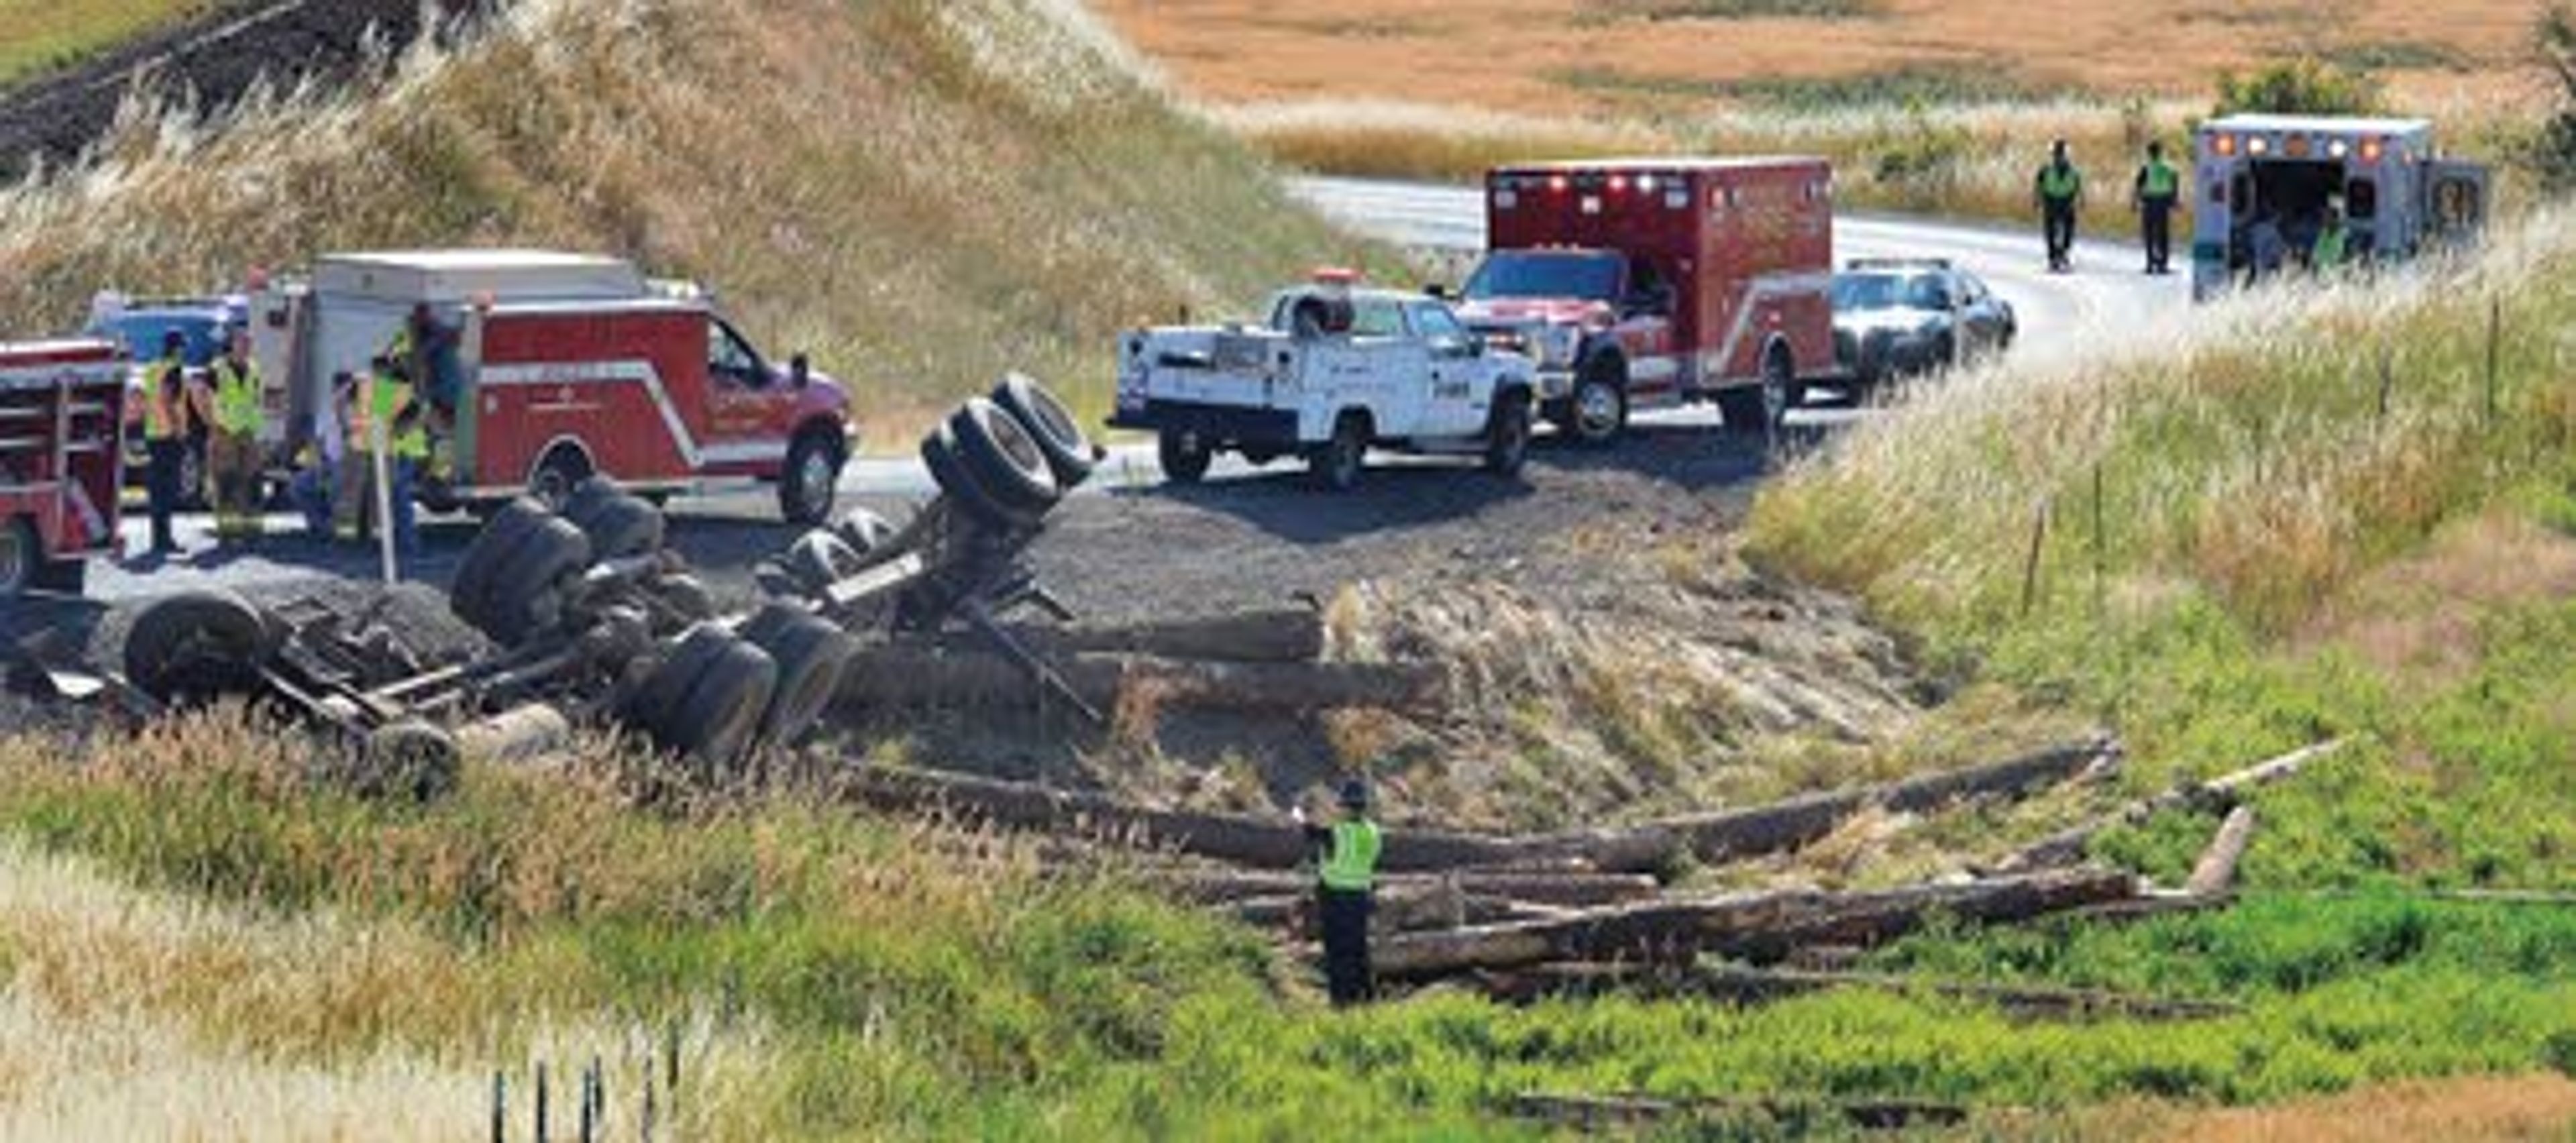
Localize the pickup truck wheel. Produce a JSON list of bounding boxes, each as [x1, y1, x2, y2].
[[741, 608, 856, 747], [449, 498, 549, 622], [1311, 413, 1367, 492], [1158, 429, 1213, 484], [779, 430, 841, 527], [0, 517, 33, 598], [949, 399, 1059, 515], [1484, 392, 1533, 477], [991, 372, 1095, 489], [467, 515, 592, 646], [530, 448, 593, 511], [123, 588, 276, 707], [1568, 362, 1628, 447]]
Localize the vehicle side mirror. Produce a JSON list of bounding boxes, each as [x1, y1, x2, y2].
[[790, 353, 811, 388], [1424, 284, 1451, 301]]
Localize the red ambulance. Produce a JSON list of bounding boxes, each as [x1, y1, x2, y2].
[[1456, 158, 1838, 444]]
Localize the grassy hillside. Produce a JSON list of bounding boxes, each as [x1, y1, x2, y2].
[[0, 0, 1387, 438], [0, 0, 200, 88]]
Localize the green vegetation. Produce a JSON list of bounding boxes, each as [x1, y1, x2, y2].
[[1717, 64, 2060, 113], [2213, 56, 2385, 116], [0, 0, 201, 89], [2530, 5, 2576, 193], [0, 0, 1391, 439]]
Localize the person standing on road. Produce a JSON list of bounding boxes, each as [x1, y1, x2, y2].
[[2033, 140, 2085, 274], [207, 333, 266, 544], [138, 330, 196, 557], [2132, 141, 2181, 276], [1298, 777, 1383, 1008]]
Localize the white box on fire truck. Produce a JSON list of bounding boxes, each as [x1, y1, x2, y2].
[[250, 250, 855, 523], [1458, 158, 1839, 444], [2191, 115, 2489, 299]]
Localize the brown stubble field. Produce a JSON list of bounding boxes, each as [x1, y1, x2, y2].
[[1096, 0, 2546, 113]]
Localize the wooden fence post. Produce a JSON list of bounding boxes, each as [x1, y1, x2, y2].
[[2375, 345, 2394, 426], [535, 1061, 549, 1143], [2021, 497, 2052, 618], [492, 1070, 506, 1143], [2486, 294, 2502, 427]]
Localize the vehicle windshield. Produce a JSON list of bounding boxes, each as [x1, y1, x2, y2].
[[1463, 252, 1624, 302], [1831, 273, 1947, 313]]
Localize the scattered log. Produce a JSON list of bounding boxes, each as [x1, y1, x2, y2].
[[1230, 882, 1525, 935], [837, 647, 1444, 715], [995, 608, 1324, 664], [1478, 963, 2239, 1021], [2184, 807, 2259, 897], [1993, 739, 2343, 873], [838, 765, 1527, 871], [1509, 1091, 1969, 1132], [453, 703, 572, 764], [1529, 739, 2118, 873], [1155, 868, 1660, 909], [1371, 868, 2135, 980]]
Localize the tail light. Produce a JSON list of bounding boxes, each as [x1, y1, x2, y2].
[[2213, 133, 2239, 157]]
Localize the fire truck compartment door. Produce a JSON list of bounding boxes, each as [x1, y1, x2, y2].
[[2421, 160, 2489, 248]]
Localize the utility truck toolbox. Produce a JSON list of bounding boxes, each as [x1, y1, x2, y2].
[[252, 250, 855, 524], [1458, 158, 1838, 444], [2191, 115, 2488, 300], [0, 338, 127, 598]]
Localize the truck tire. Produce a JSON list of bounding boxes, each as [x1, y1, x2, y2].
[[779, 428, 842, 527], [530, 446, 593, 510], [922, 423, 1035, 532], [1483, 391, 1533, 477], [1564, 357, 1629, 447], [1311, 412, 1368, 492], [661, 636, 778, 775], [624, 622, 734, 734], [1158, 428, 1213, 485], [948, 399, 1059, 516], [464, 515, 592, 646], [564, 482, 664, 561], [0, 516, 33, 598], [784, 529, 865, 593], [991, 372, 1095, 489], [449, 498, 550, 622], [832, 507, 898, 556], [740, 605, 856, 747], [123, 588, 276, 707]]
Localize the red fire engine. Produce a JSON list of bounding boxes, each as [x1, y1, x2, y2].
[[0, 339, 126, 597], [1457, 158, 1837, 443], [252, 251, 857, 523]]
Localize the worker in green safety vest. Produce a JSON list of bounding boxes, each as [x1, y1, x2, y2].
[[2132, 141, 2181, 276], [1297, 777, 1383, 1007], [207, 333, 266, 543], [2033, 140, 2085, 274], [348, 356, 431, 564], [2310, 203, 2351, 274]]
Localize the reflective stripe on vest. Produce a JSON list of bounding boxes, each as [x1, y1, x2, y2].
[[1320, 819, 1382, 891], [212, 359, 264, 435], [2142, 160, 2178, 199], [354, 374, 428, 459], [143, 360, 184, 440], [2040, 164, 2082, 200]]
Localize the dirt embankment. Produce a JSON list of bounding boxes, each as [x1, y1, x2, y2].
[[0, 0, 494, 180]]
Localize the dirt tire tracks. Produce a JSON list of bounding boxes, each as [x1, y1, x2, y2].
[[0, 0, 496, 180]]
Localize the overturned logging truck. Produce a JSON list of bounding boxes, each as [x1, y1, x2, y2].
[[107, 374, 1114, 787]]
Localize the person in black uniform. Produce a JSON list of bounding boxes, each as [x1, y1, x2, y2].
[[2033, 140, 2085, 273]]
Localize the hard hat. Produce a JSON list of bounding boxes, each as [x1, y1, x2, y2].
[[1337, 777, 1371, 810]]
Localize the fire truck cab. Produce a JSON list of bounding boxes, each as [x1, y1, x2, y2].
[[1460, 158, 1838, 443], [0, 339, 126, 598], [252, 251, 856, 523], [2192, 115, 2489, 300]]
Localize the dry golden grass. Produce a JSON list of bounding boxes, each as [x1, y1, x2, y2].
[[1096, 0, 2544, 114], [2155, 1073, 2576, 1142], [0, 0, 1381, 441], [2302, 508, 2576, 685]]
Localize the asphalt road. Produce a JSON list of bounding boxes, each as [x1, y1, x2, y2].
[[56, 176, 2186, 607]]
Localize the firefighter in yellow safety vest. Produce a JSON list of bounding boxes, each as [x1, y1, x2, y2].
[[345, 356, 431, 560], [138, 330, 205, 557], [2133, 142, 2182, 276], [207, 333, 266, 542], [1297, 778, 1383, 1007]]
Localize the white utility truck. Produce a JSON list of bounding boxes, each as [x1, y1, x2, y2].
[[2192, 114, 2488, 299], [1110, 273, 1540, 490]]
